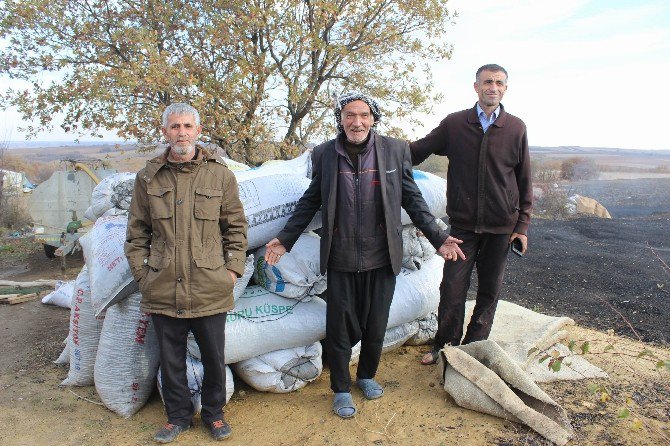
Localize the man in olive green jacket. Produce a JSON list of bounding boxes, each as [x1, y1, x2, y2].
[[125, 103, 247, 443]]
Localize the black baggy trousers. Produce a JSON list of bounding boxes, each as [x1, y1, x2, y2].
[[434, 227, 510, 349], [151, 312, 227, 427], [325, 265, 396, 393]]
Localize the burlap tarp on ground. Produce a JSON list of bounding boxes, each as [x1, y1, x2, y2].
[[440, 340, 574, 445], [464, 300, 608, 382]]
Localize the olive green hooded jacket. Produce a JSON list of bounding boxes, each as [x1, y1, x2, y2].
[[124, 146, 248, 318]]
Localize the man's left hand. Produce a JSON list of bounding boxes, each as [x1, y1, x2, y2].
[[228, 271, 238, 284], [510, 233, 528, 254]]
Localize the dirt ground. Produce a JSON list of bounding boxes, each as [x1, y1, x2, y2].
[[1, 177, 670, 445]]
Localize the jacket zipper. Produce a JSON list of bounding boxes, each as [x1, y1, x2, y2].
[[355, 155, 362, 272]]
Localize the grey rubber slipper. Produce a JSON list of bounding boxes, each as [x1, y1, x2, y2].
[[356, 378, 384, 400], [332, 392, 357, 418]]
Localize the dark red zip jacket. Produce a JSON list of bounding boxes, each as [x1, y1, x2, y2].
[[410, 103, 532, 235]]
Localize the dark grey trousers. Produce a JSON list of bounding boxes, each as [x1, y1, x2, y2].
[[325, 265, 396, 393], [434, 227, 510, 349], [152, 312, 227, 426]]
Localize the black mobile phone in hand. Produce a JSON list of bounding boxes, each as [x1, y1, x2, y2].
[[510, 238, 523, 257]]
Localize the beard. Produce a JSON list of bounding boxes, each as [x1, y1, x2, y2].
[[169, 141, 196, 158], [173, 144, 193, 156]]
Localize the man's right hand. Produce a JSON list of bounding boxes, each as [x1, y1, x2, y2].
[[437, 236, 466, 262], [264, 238, 287, 265]]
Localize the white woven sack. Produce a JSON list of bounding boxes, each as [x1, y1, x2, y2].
[[399, 170, 447, 225], [79, 215, 137, 316], [221, 156, 250, 172], [54, 336, 70, 365], [41, 280, 75, 309], [350, 322, 419, 365], [188, 286, 326, 364], [401, 219, 448, 271], [157, 354, 234, 415], [233, 254, 255, 302], [404, 311, 438, 346], [234, 150, 312, 182], [387, 254, 444, 329], [232, 342, 322, 393], [89, 172, 137, 220], [61, 266, 105, 386], [94, 292, 159, 418], [238, 174, 321, 250], [253, 232, 325, 301]]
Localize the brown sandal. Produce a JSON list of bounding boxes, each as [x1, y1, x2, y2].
[[420, 350, 439, 365]]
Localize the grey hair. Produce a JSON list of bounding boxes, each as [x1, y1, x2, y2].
[[476, 64, 508, 82], [162, 103, 200, 127]]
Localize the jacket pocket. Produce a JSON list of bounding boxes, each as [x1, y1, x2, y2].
[[142, 253, 172, 296], [192, 241, 225, 269], [193, 255, 225, 269], [147, 186, 174, 219], [194, 187, 223, 220]]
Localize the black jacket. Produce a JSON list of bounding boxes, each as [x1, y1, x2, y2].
[[278, 131, 448, 275]]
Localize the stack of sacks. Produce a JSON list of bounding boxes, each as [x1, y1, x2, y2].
[[55, 150, 453, 408], [221, 156, 251, 171], [387, 255, 444, 329], [188, 286, 327, 365], [253, 232, 326, 301]]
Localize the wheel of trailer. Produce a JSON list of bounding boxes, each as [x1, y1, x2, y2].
[[43, 244, 57, 258]]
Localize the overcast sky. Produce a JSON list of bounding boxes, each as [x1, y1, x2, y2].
[[414, 0, 670, 150], [2, 0, 669, 150]]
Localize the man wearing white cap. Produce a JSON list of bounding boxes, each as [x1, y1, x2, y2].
[[265, 92, 463, 418]]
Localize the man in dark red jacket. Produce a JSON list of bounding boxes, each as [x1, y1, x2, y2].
[[410, 64, 533, 365]]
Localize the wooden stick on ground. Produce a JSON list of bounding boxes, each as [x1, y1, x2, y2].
[[0, 293, 40, 305], [0, 280, 59, 288]]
